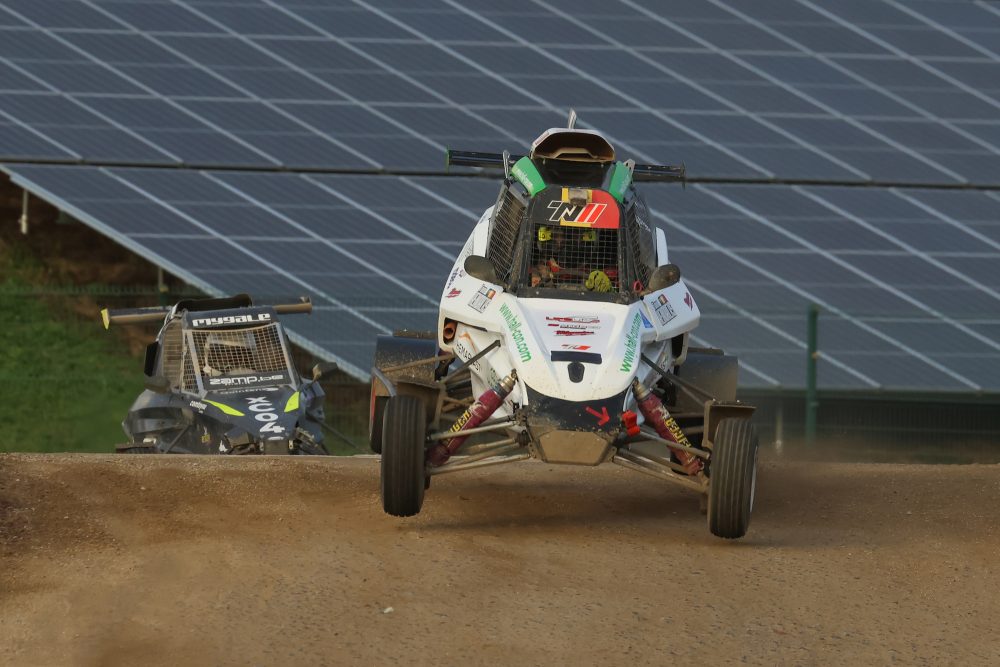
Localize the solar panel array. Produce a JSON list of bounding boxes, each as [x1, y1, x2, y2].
[[1, 0, 999, 390], [1, 0, 999, 183]]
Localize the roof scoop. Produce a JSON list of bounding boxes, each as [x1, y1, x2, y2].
[[529, 109, 615, 163]]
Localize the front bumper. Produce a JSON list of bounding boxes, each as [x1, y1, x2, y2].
[[523, 384, 630, 465]]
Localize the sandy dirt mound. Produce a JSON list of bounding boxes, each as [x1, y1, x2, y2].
[[1, 453, 998, 665]]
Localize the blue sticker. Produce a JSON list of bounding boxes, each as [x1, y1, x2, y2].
[[640, 311, 653, 329]]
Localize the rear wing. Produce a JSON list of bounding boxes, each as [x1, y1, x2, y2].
[[446, 149, 686, 182], [101, 296, 314, 329]]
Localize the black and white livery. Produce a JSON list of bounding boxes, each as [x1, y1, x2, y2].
[[103, 294, 336, 455], [371, 118, 760, 539]]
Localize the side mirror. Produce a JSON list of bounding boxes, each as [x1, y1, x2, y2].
[[312, 361, 339, 382], [648, 263, 681, 292], [144, 375, 171, 394], [463, 255, 498, 284]]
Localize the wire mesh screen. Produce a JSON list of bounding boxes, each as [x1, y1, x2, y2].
[[159, 319, 192, 388], [486, 186, 526, 285], [625, 195, 656, 288], [527, 222, 621, 292], [181, 323, 291, 392]]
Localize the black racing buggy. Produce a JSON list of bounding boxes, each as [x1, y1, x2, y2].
[[102, 294, 338, 455]]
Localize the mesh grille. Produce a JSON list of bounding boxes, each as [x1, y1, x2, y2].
[[159, 320, 188, 388], [486, 187, 526, 285], [181, 323, 290, 392], [527, 222, 621, 292], [626, 196, 655, 288]]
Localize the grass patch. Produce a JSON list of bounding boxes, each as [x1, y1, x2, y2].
[[0, 279, 142, 453]]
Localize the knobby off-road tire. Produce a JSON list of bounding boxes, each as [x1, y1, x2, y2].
[[708, 418, 759, 539], [380, 396, 427, 517]]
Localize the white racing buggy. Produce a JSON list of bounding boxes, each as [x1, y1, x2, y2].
[[371, 121, 759, 539], [102, 294, 337, 455]]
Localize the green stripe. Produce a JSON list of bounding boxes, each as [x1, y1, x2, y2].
[[205, 399, 244, 417], [511, 156, 546, 196], [607, 161, 632, 203]]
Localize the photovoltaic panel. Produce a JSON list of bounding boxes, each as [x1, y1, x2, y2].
[[4, 163, 999, 391], [0, 0, 995, 183]]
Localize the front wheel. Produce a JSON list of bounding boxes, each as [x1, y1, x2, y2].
[[707, 418, 759, 539], [380, 396, 428, 517]]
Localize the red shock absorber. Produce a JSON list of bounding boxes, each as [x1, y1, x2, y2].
[[427, 370, 518, 466], [632, 377, 703, 475]]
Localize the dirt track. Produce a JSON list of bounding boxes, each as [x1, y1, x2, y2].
[[1, 454, 998, 665]]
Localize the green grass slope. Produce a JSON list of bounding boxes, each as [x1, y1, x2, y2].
[[0, 277, 142, 452]]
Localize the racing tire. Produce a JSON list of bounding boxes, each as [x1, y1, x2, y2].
[[369, 392, 388, 455], [707, 418, 758, 539], [380, 396, 427, 517]]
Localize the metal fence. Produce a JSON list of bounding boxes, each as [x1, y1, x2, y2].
[[743, 389, 1000, 463]]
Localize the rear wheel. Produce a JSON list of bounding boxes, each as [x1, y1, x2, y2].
[[380, 396, 427, 517], [708, 418, 758, 539]]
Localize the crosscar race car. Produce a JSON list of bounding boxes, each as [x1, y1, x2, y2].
[[371, 116, 760, 539], [102, 294, 337, 455]]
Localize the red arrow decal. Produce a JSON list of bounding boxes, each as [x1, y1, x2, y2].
[[586, 406, 610, 426]]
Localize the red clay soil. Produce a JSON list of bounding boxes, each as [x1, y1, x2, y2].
[[1, 454, 998, 665]]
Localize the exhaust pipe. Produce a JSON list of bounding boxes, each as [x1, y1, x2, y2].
[[442, 319, 457, 343]]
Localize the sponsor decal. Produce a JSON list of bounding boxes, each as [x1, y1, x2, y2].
[[454, 336, 481, 372], [191, 313, 271, 327], [445, 288, 462, 298], [246, 396, 284, 434], [640, 311, 653, 329], [207, 374, 285, 387], [652, 293, 677, 326], [449, 408, 474, 434], [444, 265, 464, 290], [665, 416, 691, 448], [499, 303, 532, 363], [586, 406, 610, 426], [189, 401, 207, 411], [684, 292, 694, 310], [619, 313, 642, 373], [546, 188, 620, 229], [560, 344, 591, 351], [468, 284, 497, 313], [547, 315, 600, 337]]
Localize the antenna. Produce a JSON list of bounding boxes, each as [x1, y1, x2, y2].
[[567, 108, 577, 129]]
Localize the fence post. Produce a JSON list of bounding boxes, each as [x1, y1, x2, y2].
[[805, 304, 819, 446]]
